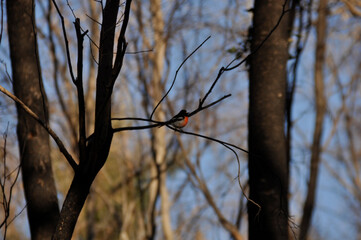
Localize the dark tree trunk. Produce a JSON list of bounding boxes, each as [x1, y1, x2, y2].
[[52, 0, 131, 238], [248, 1, 293, 239], [6, 0, 60, 239]]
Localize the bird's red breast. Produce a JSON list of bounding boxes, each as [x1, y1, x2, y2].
[[171, 116, 188, 128], [169, 109, 189, 128]]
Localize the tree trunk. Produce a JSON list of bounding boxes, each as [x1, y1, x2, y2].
[[149, 0, 174, 239], [299, 0, 328, 239], [52, 0, 131, 238], [6, 0, 60, 239], [248, 1, 293, 239]]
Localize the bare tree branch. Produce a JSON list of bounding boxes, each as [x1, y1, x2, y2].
[[150, 36, 211, 120], [0, 125, 23, 237], [74, 18, 87, 164], [0, 85, 78, 170], [112, 0, 131, 81], [176, 135, 244, 240], [52, 0, 76, 83], [112, 92, 231, 133], [46, 0, 78, 145]]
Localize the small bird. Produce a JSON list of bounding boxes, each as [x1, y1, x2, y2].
[[169, 109, 189, 128]]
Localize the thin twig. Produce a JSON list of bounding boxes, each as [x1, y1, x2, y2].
[[0, 126, 9, 230], [89, 37, 99, 65], [113, 123, 161, 132], [75, 13, 101, 52], [111, 117, 163, 133], [63, 0, 101, 57], [220, 142, 261, 213], [52, 0, 76, 83], [125, 49, 153, 54], [173, 126, 261, 211], [149, 36, 211, 120], [112, 0, 132, 82], [47, 0, 78, 143], [0, 125, 23, 232], [111, 92, 230, 132], [111, 116, 247, 157], [5, 147, 21, 231], [86, 13, 102, 26], [66, 0, 76, 19], [7, 203, 27, 226], [111, 93, 230, 132], [168, 125, 248, 154], [170, 125, 261, 213], [224, 1, 290, 72], [0, 85, 78, 171], [189, 94, 231, 118], [199, 1, 290, 108]]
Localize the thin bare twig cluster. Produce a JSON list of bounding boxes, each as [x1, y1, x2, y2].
[[0, 127, 22, 239]]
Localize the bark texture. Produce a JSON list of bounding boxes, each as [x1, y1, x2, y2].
[[248, 1, 293, 239], [7, 0, 60, 239]]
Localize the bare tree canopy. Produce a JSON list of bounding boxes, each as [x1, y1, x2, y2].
[[0, 0, 360, 239]]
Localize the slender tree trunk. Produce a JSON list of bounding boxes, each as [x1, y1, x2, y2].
[[6, 0, 60, 239], [148, 0, 174, 239], [299, 0, 328, 239], [248, 1, 293, 239]]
